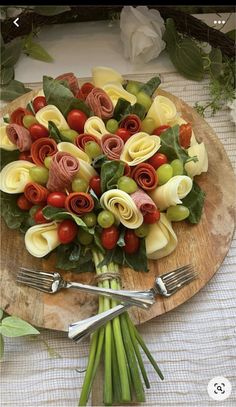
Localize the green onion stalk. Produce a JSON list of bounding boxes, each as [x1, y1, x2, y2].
[[78, 249, 164, 406]]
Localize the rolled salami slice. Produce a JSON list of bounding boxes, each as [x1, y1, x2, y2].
[[101, 134, 124, 160], [75, 133, 101, 150], [55, 72, 79, 95], [86, 88, 114, 119], [130, 189, 157, 215], [131, 163, 158, 191], [76, 82, 95, 100], [31, 138, 58, 166], [6, 124, 32, 152], [24, 182, 49, 205], [46, 152, 80, 192], [10, 107, 33, 126], [119, 114, 141, 135], [65, 192, 94, 215]]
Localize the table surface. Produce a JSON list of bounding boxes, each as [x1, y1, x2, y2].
[[1, 11, 236, 407]]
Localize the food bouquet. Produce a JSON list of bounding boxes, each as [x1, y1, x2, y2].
[[0, 66, 208, 405]]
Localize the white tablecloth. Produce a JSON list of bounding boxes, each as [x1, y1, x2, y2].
[[1, 12, 236, 407]]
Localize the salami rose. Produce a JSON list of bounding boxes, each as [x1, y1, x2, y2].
[[131, 189, 157, 215], [31, 138, 58, 166], [55, 72, 79, 95], [65, 192, 94, 215], [101, 134, 124, 160], [131, 163, 158, 191], [86, 88, 114, 119], [123, 163, 131, 177], [119, 114, 141, 135], [24, 182, 49, 205], [6, 124, 32, 152], [46, 152, 80, 192], [75, 133, 101, 150], [10, 108, 33, 126], [75, 82, 95, 100]]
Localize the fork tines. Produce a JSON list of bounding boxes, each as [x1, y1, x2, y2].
[[16, 267, 55, 293], [163, 264, 198, 293]]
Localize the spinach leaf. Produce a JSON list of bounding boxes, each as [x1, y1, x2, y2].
[[48, 121, 62, 143], [159, 125, 189, 163], [182, 180, 205, 224], [0, 80, 32, 102], [56, 243, 94, 271], [42, 206, 95, 234], [93, 228, 105, 254], [0, 192, 28, 229], [122, 102, 146, 121], [98, 246, 124, 269], [43, 76, 91, 117], [92, 154, 108, 170], [117, 226, 125, 247], [26, 101, 35, 115], [139, 76, 161, 97], [0, 149, 19, 170], [100, 160, 125, 193], [89, 188, 102, 210], [113, 98, 131, 121]]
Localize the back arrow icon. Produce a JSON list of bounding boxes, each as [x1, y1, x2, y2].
[[13, 17, 19, 28]]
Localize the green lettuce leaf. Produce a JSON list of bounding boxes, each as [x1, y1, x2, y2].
[[42, 206, 95, 234], [0, 149, 19, 170], [182, 180, 205, 224], [100, 160, 125, 193], [56, 243, 94, 271], [0, 192, 28, 229], [48, 121, 63, 143], [159, 125, 189, 163]]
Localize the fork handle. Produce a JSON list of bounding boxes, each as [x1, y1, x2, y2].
[[66, 282, 155, 309], [68, 304, 129, 343]]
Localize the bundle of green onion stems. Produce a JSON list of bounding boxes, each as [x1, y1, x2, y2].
[[79, 250, 163, 406]]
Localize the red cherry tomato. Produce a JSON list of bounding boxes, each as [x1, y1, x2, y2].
[[143, 210, 160, 224], [124, 230, 140, 254], [57, 220, 78, 244], [67, 109, 88, 133], [115, 128, 131, 143], [10, 108, 33, 126], [76, 82, 95, 100], [101, 226, 119, 250], [179, 123, 192, 149], [153, 125, 170, 136], [33, 207, 49, 224], [147, 153, 168, 169], [89, 175, 102, 197], [17, 195, 33, 211], [29, 124, 49, 140], [33, 96, 47, 113], [19, 151, 33, 162], [47, 192, 67, 208]]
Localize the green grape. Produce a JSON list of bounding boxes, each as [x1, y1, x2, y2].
[[134, 223, 150, 238], [156, 164, 173, 185], [84, 141, 102, 159], [117, 176, 138, 194], [22, 115, 38, 129], [126, 81, 141, 96], [170, 159, 184, 176], [141, 117, 156, 134], [72, 178, 88, 192], [82, 212, 97, 227], [29, 205, 41, 218], [106, 119, 118, 134], [60, 129, 78, 142], [166, 205, 190, 221], [136, 91, 152, 112], [29, 166, 49, 185], [77, 229, 93, 245], [97, 210, 115, 228], [44, 156, 52, 169]]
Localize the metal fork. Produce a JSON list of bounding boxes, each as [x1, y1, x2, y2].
[[68, 265, 198, 342]]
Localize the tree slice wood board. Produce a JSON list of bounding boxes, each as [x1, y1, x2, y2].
[[0, 85, 236, 333]]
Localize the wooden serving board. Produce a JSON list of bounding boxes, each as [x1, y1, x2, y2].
[[1, 87, 236, 332]]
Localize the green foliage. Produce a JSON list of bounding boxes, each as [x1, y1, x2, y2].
[[159, 125, 189, 163], [48, 121, 63, 143], [100, 160, 125, 193], [0, 316, 40, 337], [0, 191, 28, 229], [23, 32, 53, 63], [182, 181, 206, 224], [56, 243, 94, 271], [0, 66, 14, 86], [139, 76, 161, 97], [0, 80, 32, 101]]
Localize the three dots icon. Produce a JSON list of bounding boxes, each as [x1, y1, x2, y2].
[[214, 20, 226, 24]]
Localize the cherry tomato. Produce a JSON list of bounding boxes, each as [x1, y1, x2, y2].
[[76, 82, 95, 100], [47, 192, 67, 208], [10, 108, 33, 126], [17, 194, 33, 211], [67, 109, 88, 133], [57, 220, 78, 244], [89, 175, 102, 197], [19, 151, 33, 162], [29, 123, 49, 140], [179, 123, 192, 149], [124, 230, 140, 254], [115, 128, 132, 143], [147, 153, 168, 169], [153, 125, 170, 136], [101, 226, 119, 250], [33, 96, 47, 113], [33, 207, 49, 224], [143, 210, 160, 224]]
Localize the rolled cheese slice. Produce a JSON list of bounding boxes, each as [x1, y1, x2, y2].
[[92, 66, 124, 88], [120, 132, 161, 166], [146, 95, 177, 127], [76, 160, 98, 183], [57, 142, 91, 163], [184, 142, 208, 178], [25, 222, 61, 258], [146, 213, 177, 259], [100, 189, 143, 229], [36, 105, 69, 130], [84, 116, 107, 139], [0, 123, 17, 151], [0, 160, 35, 193], [149, 175, 193, 211], [102, 82, 137, 107]]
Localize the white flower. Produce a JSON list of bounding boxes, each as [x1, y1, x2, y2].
[[227, 98, 236, 125], [120, 6, 166, 64]]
